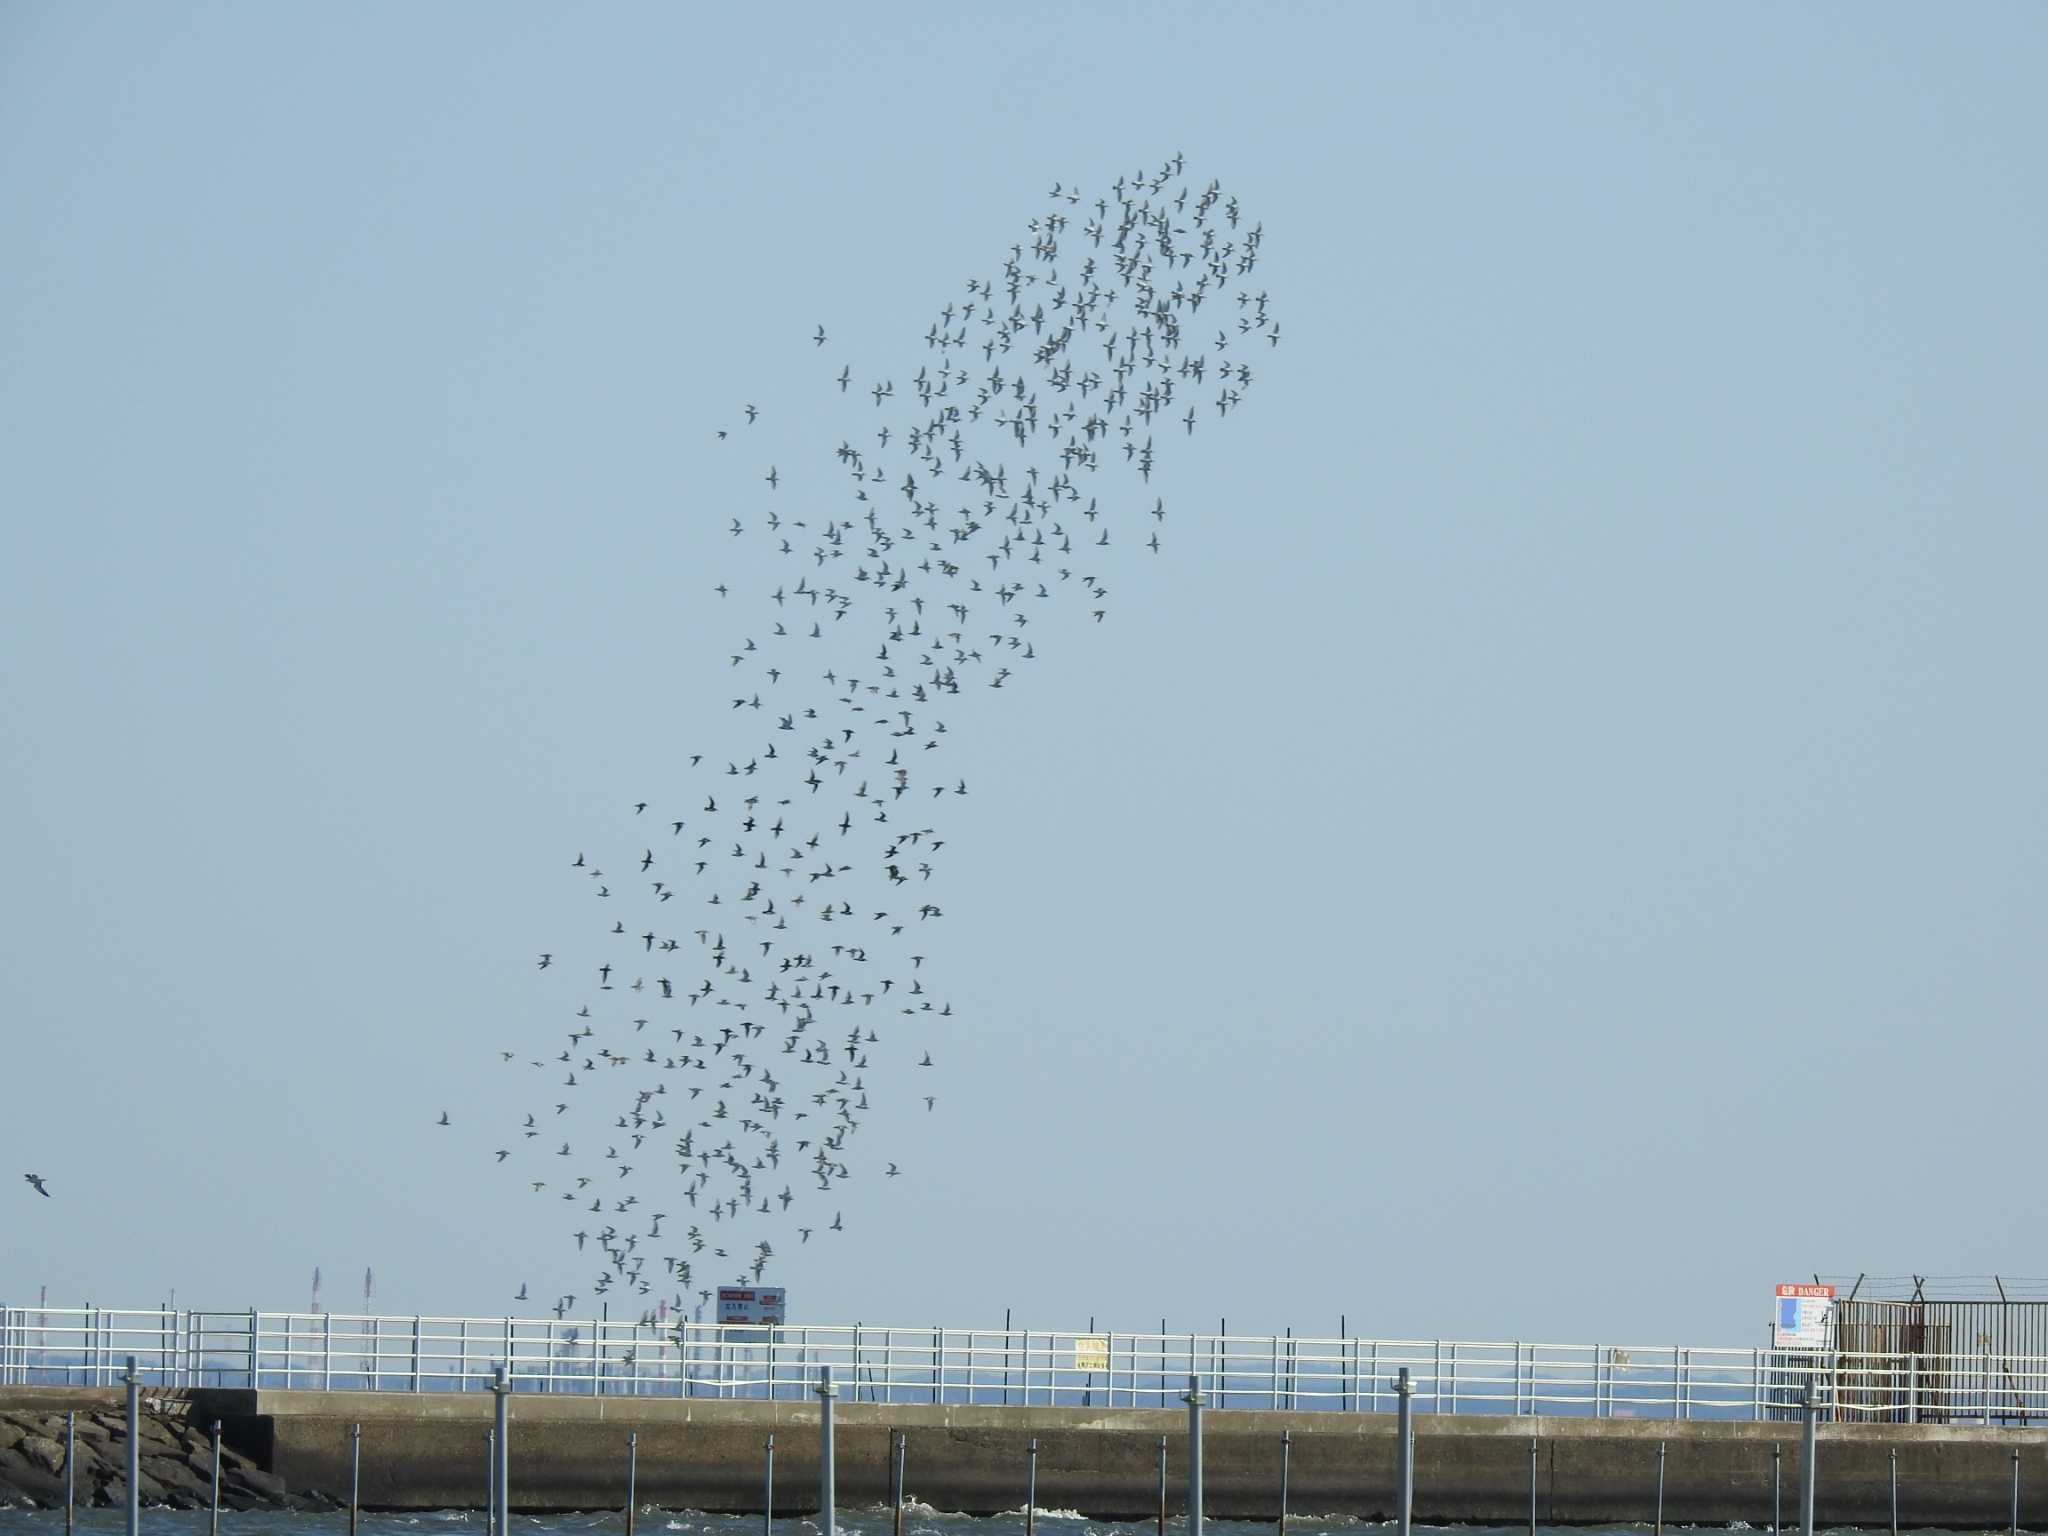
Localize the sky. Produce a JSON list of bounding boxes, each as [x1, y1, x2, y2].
[[4, 2, 2046, 1353]]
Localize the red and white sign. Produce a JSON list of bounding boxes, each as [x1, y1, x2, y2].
[[1773, 1283, 1835, 1349], [716, 1286, 786, 1326]]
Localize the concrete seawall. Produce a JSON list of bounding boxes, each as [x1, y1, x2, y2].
[[163, 1389, 2048, 1528]]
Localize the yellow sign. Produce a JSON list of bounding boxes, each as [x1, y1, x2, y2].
[[1074, 1335, 1109, 1373]]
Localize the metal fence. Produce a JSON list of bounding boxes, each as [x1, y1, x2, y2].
[[4, 1305, 2046, 1424]]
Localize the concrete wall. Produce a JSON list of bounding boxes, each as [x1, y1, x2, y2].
[[180, 1390, 2048, 1527]]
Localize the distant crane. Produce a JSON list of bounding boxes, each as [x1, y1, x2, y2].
[[360, 1266, 377, 1384]]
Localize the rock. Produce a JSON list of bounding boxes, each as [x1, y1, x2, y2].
[[0, 1444, 66, 1506], [17, 1434, 67, 1476], [98, 1468, 169, 1507], [145, 1454, 209, 1503], [0, 1419, 26, 1455], [226, 1464, 287, 1499]]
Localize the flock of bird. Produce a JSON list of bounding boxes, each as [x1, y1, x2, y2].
[[453, 154, 1279, 1325]]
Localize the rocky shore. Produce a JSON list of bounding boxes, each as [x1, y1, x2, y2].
[[0, 1401, 314, 1512]]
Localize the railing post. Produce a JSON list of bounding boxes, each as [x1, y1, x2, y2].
[[1025, 1437, 1038, 1536], [493, 1364, 510, 1536], [1907, 1355, 1918, 1426], [1184, 1373, 1206, 1536], [209, 1419, 222, 1536], [247, 1308, 259, 1388], [1888, 1447, 1897, 1536], [1655, 1441, 1666, 1536], [122, 1354, 140, 1536], [2011, 1447, 2021, 1536], [1156, 1435, 1168, 1536], [1528, 1436, 1538, 1536], [1772, 1442, 1782, 1536], [65, 1410, 77, 1536], [348, 1422, 362, 1536], [762, 1434, 774, 1536], [412, 1316, 422, 1393], [485, 1431, 496, 1536], [1278, 1428, 1290, 1535], [816, 1365, 838, 1536], [625, 1432, 638, 1536], [1799, 1388, 1818, 1536], [891, 1431, 906, 1536], [1395, 1367, 1415, 1536]]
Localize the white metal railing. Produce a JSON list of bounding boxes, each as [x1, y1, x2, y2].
[[3, 1305, 2046, 1424]]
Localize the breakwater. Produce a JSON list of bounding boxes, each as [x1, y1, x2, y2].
[[6, 1386, 2046, 1527], [215, 1389, 2048, 1527]]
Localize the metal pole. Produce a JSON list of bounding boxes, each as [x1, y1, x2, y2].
[[2012, 1448, 2021, 1536], [762, 1435, 774, 1536], [493, 1364, 510, 1536], [1528, 1437, 1538, 1536], [1772, 1442, 1782, 1536], [209, 1419, 223, 1536], [349, 1422, 361, 1536], [1395, 1367, 1415, 1536], [816, 1365, 837, 1536], [626, 1432, 638, 1536], [486, 1432, 497, 1536], [1185, 1374, 1206, 1536], [66, 1410, 77, 1536], [1655, 1441, 1666, 1536], [1026, 1437, 1038, 1536], [892, 1431, 905, 1536], [1156, 1435, 1167, 1536], [1279, 1429, 1290, 1535], [123, 1354, 140, 1536], [1888, 1447, 1897, 1536], [1800, 1389, 1817, 1536]]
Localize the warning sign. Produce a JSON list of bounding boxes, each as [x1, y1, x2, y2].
[[1773, 1284, 1834, 1349]]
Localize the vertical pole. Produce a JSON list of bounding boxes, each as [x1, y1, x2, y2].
[[1278, 1429, 1290, 1535], [1528, 1437, 1538, 1536], [892, 1431, 906, 1536], [493, 1364, 510, 1536], [1156, 1436, 1167, 1536], [1185, 1373, 1206, 1536], [1907, 1355, 1918, 1426], [1025, 1437, 1038, 1536], [2011, 1448, 2021, 1536], [1395, 1367, 1415, 1536], [1655, 1441, 1666, 1536], [1004, 1309, 1012, 1406], [762, 1435, 773, 1536], [1800, 1390, 1818, 1536], [123, 1354, 140, 1536], [816, 1365, 837, 1536], [209, 1419, 223, 1536], [1888, 1448, 1897, 1536], [625, 1433, 638, 1536], [1772, 1443, 1782, 1536], [349, 1422, 361, 1536], [65, 1410, 77, 1536], [486, 1432, 496, 1536]]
